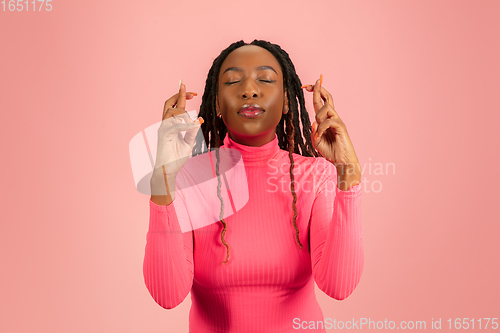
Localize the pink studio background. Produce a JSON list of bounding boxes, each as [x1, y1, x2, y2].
[[1, 1, 499, 332]]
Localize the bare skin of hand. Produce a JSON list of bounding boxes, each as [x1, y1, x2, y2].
[[151, 82, 204, 205], [303, 76, 361, 191]]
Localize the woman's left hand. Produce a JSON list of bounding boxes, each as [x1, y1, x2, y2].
[[303, 76, 361, 189]]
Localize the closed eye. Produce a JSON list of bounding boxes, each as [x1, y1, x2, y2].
[[224, 81, 239, 85], [260, 80, 276, 83]]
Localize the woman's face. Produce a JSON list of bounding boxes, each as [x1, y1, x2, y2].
[[217, 45, 287, 147]]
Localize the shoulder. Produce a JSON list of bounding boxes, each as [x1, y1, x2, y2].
[[277, 149, 316, 165], [278, 149, 337, 179], [289, 150, 336, 169]]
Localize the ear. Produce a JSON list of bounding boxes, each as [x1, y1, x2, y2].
[[282, 92, 289, 114]]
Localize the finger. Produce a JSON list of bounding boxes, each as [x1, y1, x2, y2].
[[184, 117, 204, 146], [312, 79, 323, 113], [315, 104, 340, 124], [174, 120, 202, 132], [311, 121, 318, 141], [301, 84, 314, 92], [316, 118, 345, 140], [302, 74, 324, 91], [162, 91, 197, 119], [175, 111, 194, 124], [177, 82, 187, 110], [163, 92, 181, 119], [311, 121, 324, 151], [163, 108, 190, 121], [319, 86, 335, 109], [164, 92, 179, 110]]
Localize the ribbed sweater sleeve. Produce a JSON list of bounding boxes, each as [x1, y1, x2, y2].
[[143, 197, 194, 309], [310, 159, 363, 300]]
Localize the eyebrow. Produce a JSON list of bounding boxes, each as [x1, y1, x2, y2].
[[222, 65, 278, 74]]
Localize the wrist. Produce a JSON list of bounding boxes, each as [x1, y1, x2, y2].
[[150, 168, 177, 196], [335, 162, 361, 191], [337, 177, 361, 191]]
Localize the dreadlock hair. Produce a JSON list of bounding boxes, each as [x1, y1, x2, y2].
[[192, 40, 320, 264]]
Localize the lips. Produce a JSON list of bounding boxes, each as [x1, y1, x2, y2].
[[238, 104, 264, 113], [238, 104, 265, 118]]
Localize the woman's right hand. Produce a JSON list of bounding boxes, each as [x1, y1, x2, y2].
[[153, 81, 204, 178]]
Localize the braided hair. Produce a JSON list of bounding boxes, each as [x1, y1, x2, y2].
[[192, 40, 320, 264]]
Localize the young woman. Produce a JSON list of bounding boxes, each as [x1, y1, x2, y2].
[[144, 40, 363, 332]]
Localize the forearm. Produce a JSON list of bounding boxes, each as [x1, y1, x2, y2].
[[312, 184, 363, 300], [143, 193, 194, 309], [336, 161, 361, 191], [150, 168, 177, 206]]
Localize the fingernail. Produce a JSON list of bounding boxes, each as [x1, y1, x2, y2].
[[188, 92, 198, 96], [197, 117, 204, 124], [320, 74, 323, 86], [301, 84, 312, 89], [179, 79, 183, 89]]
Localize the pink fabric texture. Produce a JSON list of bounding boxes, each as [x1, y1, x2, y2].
[[143, 133, 363, 333]]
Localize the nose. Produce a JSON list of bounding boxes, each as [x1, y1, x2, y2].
[[240, 79, 260, 99]]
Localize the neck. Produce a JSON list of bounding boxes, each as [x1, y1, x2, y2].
[[222, 132, 281, 167], [227, 130, 277, 147]]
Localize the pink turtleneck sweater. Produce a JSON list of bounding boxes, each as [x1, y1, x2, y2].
[[143, 133, 363, 332]]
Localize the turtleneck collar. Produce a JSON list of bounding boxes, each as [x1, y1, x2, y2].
[[222, 133, 281, 166]]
